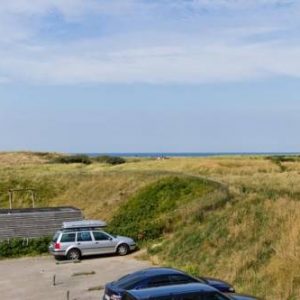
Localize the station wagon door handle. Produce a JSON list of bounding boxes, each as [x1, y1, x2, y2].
[[95, 242, 99, 244], [76, 243, 81, 245]]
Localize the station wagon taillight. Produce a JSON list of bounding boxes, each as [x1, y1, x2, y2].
[[54, 242, 61, 250]]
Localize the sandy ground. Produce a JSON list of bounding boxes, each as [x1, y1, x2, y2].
[[0, 254, 151, 300]]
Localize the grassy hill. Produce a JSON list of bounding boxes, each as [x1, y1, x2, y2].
[[1, 152, 300, 299]]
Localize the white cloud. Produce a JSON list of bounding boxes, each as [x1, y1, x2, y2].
[[0, 0, 299, 84]]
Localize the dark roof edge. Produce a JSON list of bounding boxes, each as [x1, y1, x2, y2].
[[0, 206, 81, 214]]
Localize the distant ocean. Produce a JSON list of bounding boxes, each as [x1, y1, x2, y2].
[[85, 152, 300, 158]]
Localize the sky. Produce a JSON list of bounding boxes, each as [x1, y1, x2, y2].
[[0, 0, 300, 153]]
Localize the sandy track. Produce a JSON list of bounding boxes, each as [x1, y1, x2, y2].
[[0, 254, 151, 300]]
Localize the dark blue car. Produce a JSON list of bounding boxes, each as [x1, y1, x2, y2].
[[103, 268, 235, 300]]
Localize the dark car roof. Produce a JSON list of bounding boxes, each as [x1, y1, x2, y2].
[[116, 268, 186, 282], [132, 267, 186, 276], [125, 283, 224, 299]]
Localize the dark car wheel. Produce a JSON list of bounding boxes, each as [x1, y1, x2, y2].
[[54, 256, 64, 261], [117, 244, 129, 256], [67, 248, 81, 260]]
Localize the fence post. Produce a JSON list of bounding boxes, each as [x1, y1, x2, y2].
[[8, 191, 12, 209]]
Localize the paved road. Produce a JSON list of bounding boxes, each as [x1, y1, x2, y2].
[[0, 254, 151, 300]]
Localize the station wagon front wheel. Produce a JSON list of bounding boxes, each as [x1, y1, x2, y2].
[[117, 244, 129, 256], [67, 248, 81, 260]]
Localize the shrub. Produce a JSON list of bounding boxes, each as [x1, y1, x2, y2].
[[109, 176, 213, 241], [93, 155, 126, 165], [0, 236, 51, 258], [51, 155, 92, 165]]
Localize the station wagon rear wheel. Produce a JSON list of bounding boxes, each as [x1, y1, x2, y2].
[[67, 248, 81, 260], [117, 244, 129, 256]]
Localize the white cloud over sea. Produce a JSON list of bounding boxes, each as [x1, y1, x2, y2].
[[0, 0, 299, 84]]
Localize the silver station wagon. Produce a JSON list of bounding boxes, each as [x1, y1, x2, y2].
[[49, 220, 136, 260]]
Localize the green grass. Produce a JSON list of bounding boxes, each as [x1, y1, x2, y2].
[[109, 176, 226, 241]]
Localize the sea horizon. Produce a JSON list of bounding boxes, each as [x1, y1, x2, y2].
[[83, 152, 300, 158]]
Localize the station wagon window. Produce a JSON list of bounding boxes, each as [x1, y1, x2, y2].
[[60, 233, 76, 243], [77, 231, 92, 242], [93, 231, 110, 241], [52, 232, 60, 242]]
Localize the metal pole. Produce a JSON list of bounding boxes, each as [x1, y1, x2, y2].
[[8, 191, 12, 209], [31, 190, 35, 208]]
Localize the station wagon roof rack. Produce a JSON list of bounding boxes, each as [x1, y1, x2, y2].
[[62, 220, 107, 229]]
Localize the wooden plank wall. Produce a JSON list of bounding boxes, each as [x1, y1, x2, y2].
[[0, 207, 83, 239]]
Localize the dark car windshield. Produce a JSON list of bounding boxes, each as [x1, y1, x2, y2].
[[116, 275, 143, 289]]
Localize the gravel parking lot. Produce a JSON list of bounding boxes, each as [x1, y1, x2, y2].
[[0, 254, 151, 300]]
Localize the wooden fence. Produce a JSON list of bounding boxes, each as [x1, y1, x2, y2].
[[0, 207, 83, 240]]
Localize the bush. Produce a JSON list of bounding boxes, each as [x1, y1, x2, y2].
[[0, 236, 51, 258], [51, 155, 92, 165], [93, 155, 126, 165], [266, 155, 300, 163], [109, 176, 212, 241]]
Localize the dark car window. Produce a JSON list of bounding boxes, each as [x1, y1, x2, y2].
[[52, 232, 60, 243], [117, 276, 143, 289], [201, 292, 230, 300], [150, 296, 173, 300], [177, 293, 201, 300], [93, 231, 111, 241], [123, 294, 137, 300], [77, 231, 92, 242], [60, 233, 76, 243], [148, 275, 171, 287], [168, 275, 197, 284]]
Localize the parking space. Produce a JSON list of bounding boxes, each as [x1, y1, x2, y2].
[[0, 254, 151, 300]]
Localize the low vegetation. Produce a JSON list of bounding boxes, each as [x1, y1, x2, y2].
[[93, 155, 126, 165], [50, 154, 126, 166], [51, 154, 92, 165], [0, 236, 51, 258]]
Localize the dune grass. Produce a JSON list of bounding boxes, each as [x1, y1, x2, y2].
[[109, 176, 227, 241], [0, 152, 300, 299]]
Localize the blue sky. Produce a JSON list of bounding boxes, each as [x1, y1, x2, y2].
[[0, 0, 299, 152]]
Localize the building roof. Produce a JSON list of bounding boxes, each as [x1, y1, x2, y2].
[[0, 206, 81, 215]]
